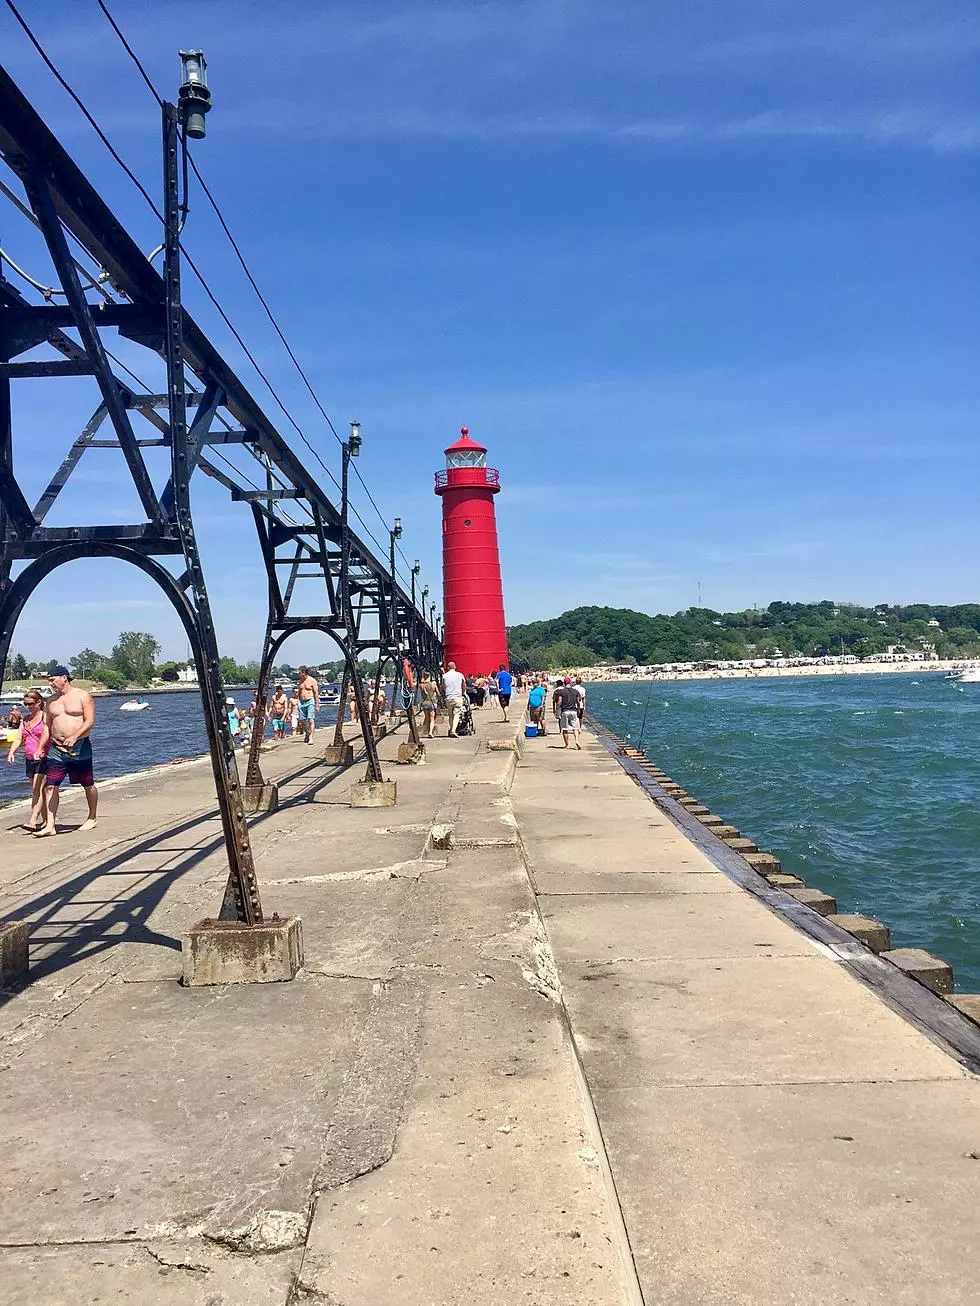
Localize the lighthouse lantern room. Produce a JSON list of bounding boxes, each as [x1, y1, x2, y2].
[[434, 428, 508, 676]]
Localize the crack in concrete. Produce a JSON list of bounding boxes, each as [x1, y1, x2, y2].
[[315, 979, 424, 1192], [287, 1270, 341, 1304], [142, 1245, 211, 1275], [247, 859, 447, 887]]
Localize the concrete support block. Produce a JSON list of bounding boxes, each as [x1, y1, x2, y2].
[[396, 742, 425, 764], [695, 813, 724, 826], [828, 913, 891, 954], [683, 805, 712, 816], [722, 836, 759, 854], [240, 783, 278, 815], [947, 994, 980, 1025], [372, 723, 387, 740], [785, 886, 837, 916], [677, 797, 702, 808], [712, 825, 741, 839], [350, 779, 397, 807], [744, 852, 782, 877], [322, 742, 355, 766], [0, 919, 29, 989], [486, 737, 519, 752], [769, 872, 806, 888], [181, 916, 303, 986], [882, 947, 954, 996]]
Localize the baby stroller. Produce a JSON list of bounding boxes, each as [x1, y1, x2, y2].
[[455, 699, 476, 736]]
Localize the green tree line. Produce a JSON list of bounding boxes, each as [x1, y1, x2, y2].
[[5, 633, 262, 689], [507, 602, 980, 670]]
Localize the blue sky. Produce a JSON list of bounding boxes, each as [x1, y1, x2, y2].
[[2, 0, 978, 663]]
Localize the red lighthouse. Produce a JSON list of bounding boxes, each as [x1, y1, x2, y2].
[[434, 428, 508, 676]]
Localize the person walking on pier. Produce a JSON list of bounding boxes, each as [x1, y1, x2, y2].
[[496, 663, 513, 722], [296, 666, 320, 745], [33, 666, 98, 836], [442, 661, 466, 737], [527, 679, 547, 734], [574, 676, 587, 729], [553, 677, 583, 750], [420, 674, 439, 738], [269, 685, 288, 740], [5, 688, 48, 832]]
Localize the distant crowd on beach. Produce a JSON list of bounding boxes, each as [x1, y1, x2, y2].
[[540, 656, 977, 685]]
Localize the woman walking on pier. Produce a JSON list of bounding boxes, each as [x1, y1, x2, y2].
[[5, 689, 48, 831], [420, 674, 439, 738]]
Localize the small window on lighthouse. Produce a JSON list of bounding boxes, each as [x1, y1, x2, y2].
[[464, 518, 472, 526]]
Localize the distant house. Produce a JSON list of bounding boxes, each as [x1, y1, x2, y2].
[[177, 664, 198, 684], [927, 618, 941, 628]]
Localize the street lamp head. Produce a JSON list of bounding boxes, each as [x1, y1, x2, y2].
[[412, 559, 420, 575], [393, 516, 403, 540], [178, 50, 212, 139], [348, 421, 362, 456], [422, 585, 429, 602]]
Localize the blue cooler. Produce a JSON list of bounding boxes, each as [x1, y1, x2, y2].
[[524, 724, 539, 738]]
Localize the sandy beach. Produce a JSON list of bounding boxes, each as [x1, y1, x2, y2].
[[582, 659, 975, 684]]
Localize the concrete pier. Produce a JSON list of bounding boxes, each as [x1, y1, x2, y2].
[[1, 715, 978, 1304]]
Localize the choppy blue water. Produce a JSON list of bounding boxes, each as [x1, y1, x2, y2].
[[587, 673, 980, 991]]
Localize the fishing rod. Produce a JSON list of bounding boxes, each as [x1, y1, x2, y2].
[[623, 678, 636, 740], [635, 675, 657, 750], [622, 668, 649, 742]]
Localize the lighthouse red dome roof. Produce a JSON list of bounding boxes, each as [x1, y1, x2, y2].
[[444, 426, 487, 456]]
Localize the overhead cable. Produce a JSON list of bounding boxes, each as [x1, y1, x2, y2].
[[5, 0, 409, 584], [94, 0, 406, 564]]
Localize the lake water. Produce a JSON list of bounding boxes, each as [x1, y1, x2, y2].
[[0, 687, 352, 804], [586, 673, 980, 991]]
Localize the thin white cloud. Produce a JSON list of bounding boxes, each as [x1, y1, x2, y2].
[[213, 102, 980, 155], [6, 2, 977, 158]]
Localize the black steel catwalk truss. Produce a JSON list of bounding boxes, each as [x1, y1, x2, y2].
[[0, 64, 442, 924]]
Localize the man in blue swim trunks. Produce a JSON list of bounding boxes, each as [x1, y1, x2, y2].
[[34, 665, 98, 837], [296, 665, 320, 745], [269, 685, 289, 740]]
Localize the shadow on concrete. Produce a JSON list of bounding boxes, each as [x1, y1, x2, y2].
[[1, 737, 386, 988], [5, 809, 225, 984]]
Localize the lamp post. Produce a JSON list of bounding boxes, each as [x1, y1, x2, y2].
[[341, 421, 361, 626], [411, 559, 420, 611], [389, 516, 402, 650], [160, 49, 265, 924]]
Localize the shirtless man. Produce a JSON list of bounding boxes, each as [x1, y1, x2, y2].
[[269, 685, 289, 740], [35, 665, 98, 836], [296, 665, 320, 744]]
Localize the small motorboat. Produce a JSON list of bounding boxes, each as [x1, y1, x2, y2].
[[119, 698, 150, 712], [947, 667, 980, 684]]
